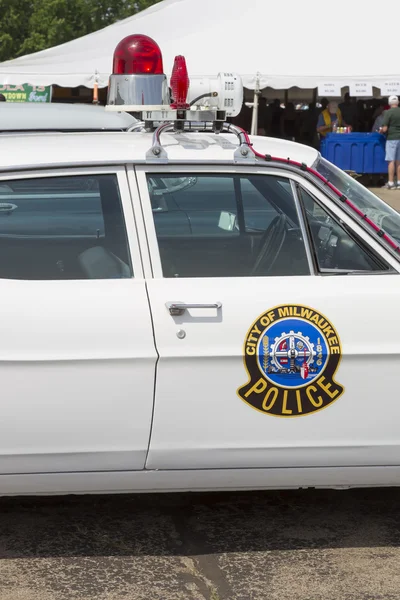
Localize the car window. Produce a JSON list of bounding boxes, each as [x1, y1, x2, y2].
[[298, 186, 391, 274], [240, 178, 298, 232], [314, 156, 400, 244], [149, 175, 237, 236], [0, 174, 132, 280], [146, 173, 310, 278]]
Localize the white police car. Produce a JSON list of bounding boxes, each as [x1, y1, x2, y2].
[[1, 36, 400, 496]]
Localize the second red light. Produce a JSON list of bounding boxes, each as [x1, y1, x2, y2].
[[170, 55, 190, 109]]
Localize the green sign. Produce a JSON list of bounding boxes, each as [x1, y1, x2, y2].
[[0, 84, 52, 103]]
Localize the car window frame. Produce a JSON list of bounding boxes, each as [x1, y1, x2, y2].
[[134, 164, 316, 279], [148, 173, 301, 237], [295, 183, 394, 275], [0, 165, 145, 280], [133, 164, 400, 279], [293, 174, 400, 275]]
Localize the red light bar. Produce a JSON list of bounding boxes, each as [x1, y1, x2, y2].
[[112, 34, 164, 75], [170, 55, 190, 109]]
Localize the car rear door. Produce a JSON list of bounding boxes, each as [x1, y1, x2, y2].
[[132, 164, 400, 472], [0, 166, 157, 474]]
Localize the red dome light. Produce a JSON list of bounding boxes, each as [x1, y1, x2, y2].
[[112, 34, 164, 75], [170, 55, 190, 109]]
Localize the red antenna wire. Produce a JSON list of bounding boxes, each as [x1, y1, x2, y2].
[[235, 127, 400, 254]]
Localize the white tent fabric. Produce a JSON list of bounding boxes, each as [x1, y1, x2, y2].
[[0, 0, 397, 91]]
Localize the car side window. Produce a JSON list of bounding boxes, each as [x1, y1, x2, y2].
[[146, 173, 310, 278], [298, 186, 391, 273], [0, 174, 132, 280]]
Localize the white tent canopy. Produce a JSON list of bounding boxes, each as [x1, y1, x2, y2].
[[0, 0, 398, 93]]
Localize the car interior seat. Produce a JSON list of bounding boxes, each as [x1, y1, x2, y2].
[[78, 246, 131, 279]]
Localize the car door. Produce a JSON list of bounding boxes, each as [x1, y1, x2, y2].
[[133, 164, 400, 471], [0, 167, 157, 475]]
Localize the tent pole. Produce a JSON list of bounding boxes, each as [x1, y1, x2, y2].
[[250, 73, 261, 136], [250, 92, 259, 136], [92, 70, 99, 104]]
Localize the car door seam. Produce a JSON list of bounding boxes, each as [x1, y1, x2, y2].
[[144, 281, 160, 470], [126, 165, 159, 468]]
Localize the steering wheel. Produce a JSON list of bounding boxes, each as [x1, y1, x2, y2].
[[251, 215, 287, 276]]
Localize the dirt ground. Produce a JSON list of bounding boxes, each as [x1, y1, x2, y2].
[[371, 187, 400, 210], [0, 184, 399, 600], [0, 489, 400, 600]]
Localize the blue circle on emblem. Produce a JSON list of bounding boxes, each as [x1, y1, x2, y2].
[[257, 318, 329, 389]]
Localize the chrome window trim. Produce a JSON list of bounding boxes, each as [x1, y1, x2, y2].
[[1, 156, 398, 263], [290, 179, 315, 275]]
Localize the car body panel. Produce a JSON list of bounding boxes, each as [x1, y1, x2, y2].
[[0, 131, 319, 171], [0, 130, 398, 494], [0, 167, 157, 474], [3, 466, 400, 497], [0, 102, 137, 132], [131, 166, 400, 471]]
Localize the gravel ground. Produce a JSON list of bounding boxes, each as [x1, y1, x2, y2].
[[0, 183, 398, 600], [0, 488, 400, 599], [370, 187, 400, 210]]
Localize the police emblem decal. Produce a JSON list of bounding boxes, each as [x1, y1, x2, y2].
[[237, 305, 344, 417]]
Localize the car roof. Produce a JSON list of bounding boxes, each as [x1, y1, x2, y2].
[[0, 103, 137, 132], [0, 131, 319, 172]]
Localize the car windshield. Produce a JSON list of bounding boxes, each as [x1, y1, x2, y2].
[[314, 156, 400, 243]]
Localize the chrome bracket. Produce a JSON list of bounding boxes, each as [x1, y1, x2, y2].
[[145, 143, 169, 162], [225, 123, 257, 164], [145, 121, 258, 164], [233, 144, 257, 164], [145, 122, 173, 162]]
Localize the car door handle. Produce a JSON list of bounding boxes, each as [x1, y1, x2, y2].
[[0, 203, 17, 214], [166, 302, 222, 316]]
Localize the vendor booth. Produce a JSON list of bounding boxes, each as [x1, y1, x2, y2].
[[321, 133, 387, 175], [0, 0, 398, 91], [0, 0, 398, 174]]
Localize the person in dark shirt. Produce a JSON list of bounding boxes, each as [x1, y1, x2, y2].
[[280, 102, 297, 140], [0, 94, 6, 102], [355, 100, 366, 132], [320, 98, 329, 111], [381, 95, 400, 189], [268, 99, 283, 137], [231, 100, 252, 133], [371, 102, 387, 132], [300, 102, 320, 148], [257, 97, 268, 135], [339, 93, 356, 129]]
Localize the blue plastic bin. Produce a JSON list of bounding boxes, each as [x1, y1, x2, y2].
[[320, 133, 387, 174]]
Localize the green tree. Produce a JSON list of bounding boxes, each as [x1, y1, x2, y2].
[[0, 0, 162, 62]]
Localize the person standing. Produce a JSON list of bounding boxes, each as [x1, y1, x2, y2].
[[355, 100, 366, 132], [320, 98, 329, 112], [371, 102, 387, 132], [0, 94, 6, 102], [300, 102, 320, 148], [381, 95, 400, 189], [317, 100, 344, 138], [257, 97, 268, 135], [267, 99, 283, 137], [339, 93, 356, 130], [280, 102, 297, 141], [231, 100, 252, 133]]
